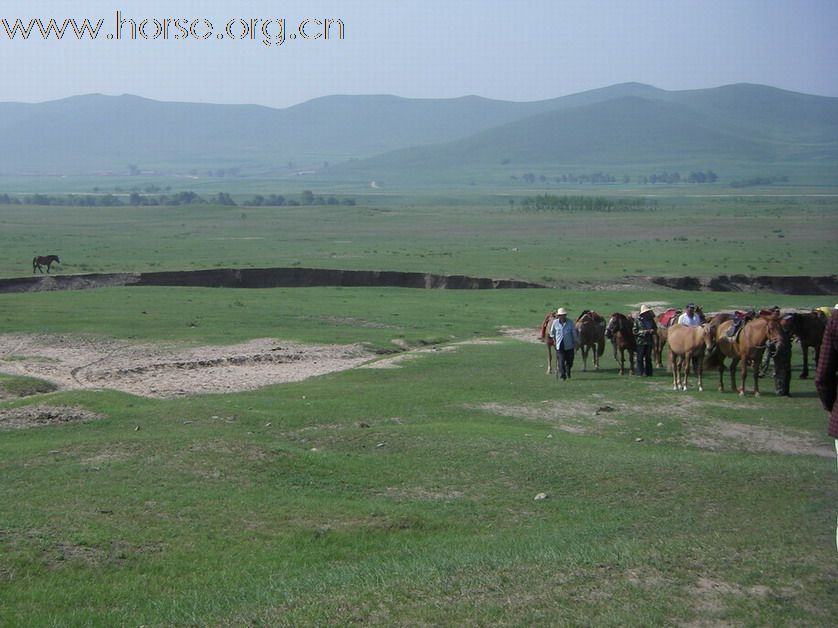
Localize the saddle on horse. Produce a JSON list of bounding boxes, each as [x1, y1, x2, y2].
[[726, 309, 755, 341]]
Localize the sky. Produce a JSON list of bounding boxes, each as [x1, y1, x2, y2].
[[2, 0, 837, 109]]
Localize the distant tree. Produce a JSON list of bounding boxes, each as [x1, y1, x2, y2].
[[300, 190, 315, 205], [213, 192, 236, 206]]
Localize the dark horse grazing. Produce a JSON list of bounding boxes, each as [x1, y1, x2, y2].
[[605, 312, 636, 375], [575, 310, 606, 371], [790, 311, 826, 379], [539, 311, 557, 374], [33, 255, 60, 274]]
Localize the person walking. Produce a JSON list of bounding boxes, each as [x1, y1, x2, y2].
[[633, 304, 657, 376], [550, 307, 580, 381], [815, 305, 838, 549]]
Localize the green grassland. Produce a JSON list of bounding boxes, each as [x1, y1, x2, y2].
[[0, 187, 836, 282], [1, 188, 837, 625]]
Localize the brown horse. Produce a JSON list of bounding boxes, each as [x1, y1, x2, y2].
[[790, 311, 826, 379], [667, 323, 712, 391], [705, 314, 786, 396], [605, 312, 636, 375], [654, 306, 705, 368], [575, 310, 606, 371], [539, 311, 557, 374]]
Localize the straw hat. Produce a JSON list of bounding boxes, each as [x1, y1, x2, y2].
[[640, 304, 653, 314], [556, 307, 567, 316]]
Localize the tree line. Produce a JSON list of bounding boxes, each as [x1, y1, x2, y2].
[[519, 194, 655, 212], [513, 170, 726, 185], [0, 190, 356, 207]]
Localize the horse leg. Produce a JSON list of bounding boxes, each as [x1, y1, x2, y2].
[[737, 357, 747, 396], [683, 352, 691, 391], [546, 344, 552, 374], [669, 350, 681, 390], [581, 346, 588, 372], [799, 345, 809, 379], [751, 356, 761, 397], [696, 353, 703, 392]]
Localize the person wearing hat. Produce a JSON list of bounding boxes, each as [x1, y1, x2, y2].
[[815, 301, 838, 548], [633, 304, 658, 376], [549, 307, 581, 380]]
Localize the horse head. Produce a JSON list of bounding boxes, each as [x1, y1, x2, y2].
[[701, 323, 716, 352], [764, 315, 786, 351], [605, 312, 627, 338]]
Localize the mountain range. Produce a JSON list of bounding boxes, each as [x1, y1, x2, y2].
[[2, 83, 837, 184]]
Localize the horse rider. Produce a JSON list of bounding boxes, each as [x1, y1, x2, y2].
[[633, 304, 658, 376], [550, 307, 580, 380]]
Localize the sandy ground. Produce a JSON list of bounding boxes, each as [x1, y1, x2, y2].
[[0, 333, 372, 399]]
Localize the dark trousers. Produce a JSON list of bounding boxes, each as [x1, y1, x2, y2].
[[557, 342, 575, 379], [773, 346, 791, 396], [636, 343, 653, 376]]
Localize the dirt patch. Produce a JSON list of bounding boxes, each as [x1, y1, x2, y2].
[[686, 420, 833, 458], [0, 333, 373, 399], [0, 404, 101, 430], [473, 400, 621, 435], [472, 396, 832, 458], [684, 576, 797, 622]]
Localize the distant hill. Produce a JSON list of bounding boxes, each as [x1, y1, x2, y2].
[[2, 83, 837, 184], [336, 84, 838, 183], [0, 92, 559, 175]]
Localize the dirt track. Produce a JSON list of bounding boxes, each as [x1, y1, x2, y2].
[[0, 334, 372, 399]]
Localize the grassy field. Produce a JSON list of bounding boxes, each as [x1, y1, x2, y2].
[[1, 187, 837, 625], [0, 186, 836, 282]]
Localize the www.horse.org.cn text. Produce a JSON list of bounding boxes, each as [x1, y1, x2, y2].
[[0, 12, 346, 47]]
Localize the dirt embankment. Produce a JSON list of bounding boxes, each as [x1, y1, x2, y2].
[[0, 268, 543, 293], [651, 274, 838, 295], [2, 268, 834, 295]]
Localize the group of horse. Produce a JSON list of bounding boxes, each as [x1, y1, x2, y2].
[[539, 306, 828, 397]]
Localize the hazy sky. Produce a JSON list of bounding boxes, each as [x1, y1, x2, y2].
[[2, 0, 836, 108]]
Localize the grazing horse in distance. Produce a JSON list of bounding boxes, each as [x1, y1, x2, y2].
[[667, 323, 712, 391], [539, 311, 557, 374], [705, 314, 785, 396], [33, 255, 60, 274], [789, 311, 826, 379], [605, 312, 636, 375], [575, 310, 606, 371]]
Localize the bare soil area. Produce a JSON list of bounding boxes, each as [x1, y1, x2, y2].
[[0, 333, 372, 399]]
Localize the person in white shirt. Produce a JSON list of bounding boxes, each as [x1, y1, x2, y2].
[[678, 303, 702, 327], [550, 307, 581, 380]]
